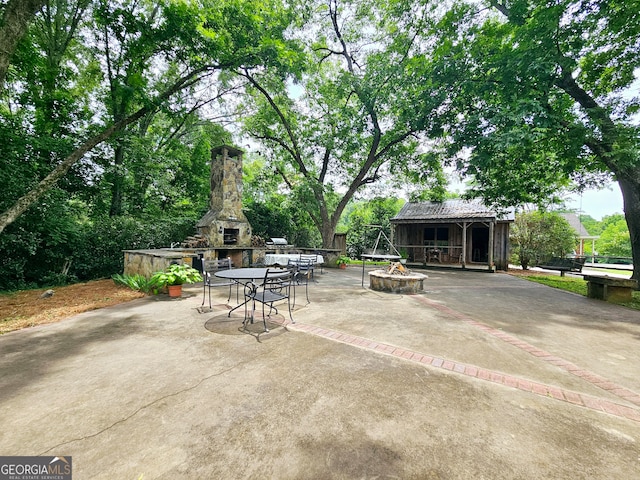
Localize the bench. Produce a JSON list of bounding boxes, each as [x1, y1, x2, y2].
[[583, 275, 638, 302], [536, 256, 586, 276]]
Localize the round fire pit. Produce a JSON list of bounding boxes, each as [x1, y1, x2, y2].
[[368, 269, 427, 294]]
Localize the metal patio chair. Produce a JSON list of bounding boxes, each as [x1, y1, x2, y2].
[[201, 258, 236, 309], [244, 268, 294, 332]]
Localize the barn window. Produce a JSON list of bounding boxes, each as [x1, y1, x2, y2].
[[424, 227, 449, 247]]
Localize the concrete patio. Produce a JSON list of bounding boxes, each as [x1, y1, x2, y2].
[[1, 267, 639, 479]]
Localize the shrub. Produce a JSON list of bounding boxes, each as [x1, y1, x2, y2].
[[112, 273, 156, 294], [510, 211, 577, 269], [0, 214, 199, 291], [73, 215, 198, 281]]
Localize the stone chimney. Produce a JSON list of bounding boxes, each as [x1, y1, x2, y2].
[[196, 145, 252, 247]]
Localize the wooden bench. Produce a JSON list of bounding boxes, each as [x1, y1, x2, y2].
[[583, 275, 638, 302], [536, 256, 586, 276]]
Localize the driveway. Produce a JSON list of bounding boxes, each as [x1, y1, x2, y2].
[[1, 267, 639, 479]]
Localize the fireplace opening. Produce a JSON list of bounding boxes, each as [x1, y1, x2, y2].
[[223, 228, 239, 245]]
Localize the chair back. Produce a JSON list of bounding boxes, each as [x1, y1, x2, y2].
[[244, 268, 295, 331], [263, 268, 293, 294], [296, 257, 314, 276], [300, 254, 318, 265], [203, 257, 232, 274]]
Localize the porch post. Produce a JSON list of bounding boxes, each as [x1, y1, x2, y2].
[[488, 220, 495, 270], [462, 222, 467, 268]]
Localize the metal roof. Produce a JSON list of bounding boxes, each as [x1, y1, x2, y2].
[[391, 199, 514, 224], [559, 213, 599, 239]]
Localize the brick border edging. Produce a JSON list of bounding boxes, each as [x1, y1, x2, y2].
[[286, 322, 640, 424], [409, 294, 640, 408]]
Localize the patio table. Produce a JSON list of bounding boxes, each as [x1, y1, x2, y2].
[[215, 268, 288, 316]]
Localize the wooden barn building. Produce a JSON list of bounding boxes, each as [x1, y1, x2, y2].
[[390, 199, 514, 271]]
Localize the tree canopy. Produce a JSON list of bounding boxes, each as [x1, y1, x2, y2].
[[426, 0, 640, 278], [0, 0, 302, 234], [596, 214, 632, 257], [236, 0, 449, 247], [0, 0, 305, 287], [2, 0, 640, 287]]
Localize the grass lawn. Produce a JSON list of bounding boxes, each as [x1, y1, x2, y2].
[[519, 274, 640, 311]]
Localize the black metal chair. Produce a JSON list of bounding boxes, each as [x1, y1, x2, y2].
[[312, 251, 325, 274], [298, 254, 316, 280], [288, 259, 310, 306], [244, 268, 294, 332], [201, 258, 235, 309]]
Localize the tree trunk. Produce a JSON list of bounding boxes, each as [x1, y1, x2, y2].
[[617, 176, 640, 283], [109, 142, 126, 217], [320, 222, 337, 250], [0, 0, 46, 89]]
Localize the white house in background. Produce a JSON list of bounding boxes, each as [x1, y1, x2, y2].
[[559, 213, 599, 255]]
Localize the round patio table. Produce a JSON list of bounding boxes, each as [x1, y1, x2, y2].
[[215, 268, 288, 316]]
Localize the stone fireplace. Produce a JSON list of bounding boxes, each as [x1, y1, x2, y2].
[[123, 145, 291, 276], [196, 145, 252, 248]]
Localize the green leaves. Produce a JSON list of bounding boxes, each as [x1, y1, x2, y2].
[[112, 273, 156, 293], [510, 211, 578, 269], [238, 0, 457, 245], [428, 0, 640, 211], [150, 263, 202, 287], [596, 214, 632, 257]]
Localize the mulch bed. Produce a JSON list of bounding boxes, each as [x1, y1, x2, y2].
[[0, 279, 145, 334]]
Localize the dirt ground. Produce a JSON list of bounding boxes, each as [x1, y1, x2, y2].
[[0, 279, 145, 335]]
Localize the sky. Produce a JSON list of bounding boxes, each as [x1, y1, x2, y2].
[[563, 183, 624, 220], [447, 171, 624, 221]]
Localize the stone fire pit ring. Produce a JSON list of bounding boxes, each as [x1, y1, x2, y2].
[[368, 269, 427, 294]]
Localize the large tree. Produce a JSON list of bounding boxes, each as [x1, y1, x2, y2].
[[0, 0, 46, 88], [0, 0, 300, 235], [430, 0, 640, 280], [237, 0, 448, 247]]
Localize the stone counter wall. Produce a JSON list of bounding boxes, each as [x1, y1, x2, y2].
[[123, 247, 344, 277], [123, 250, 195, 278]]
